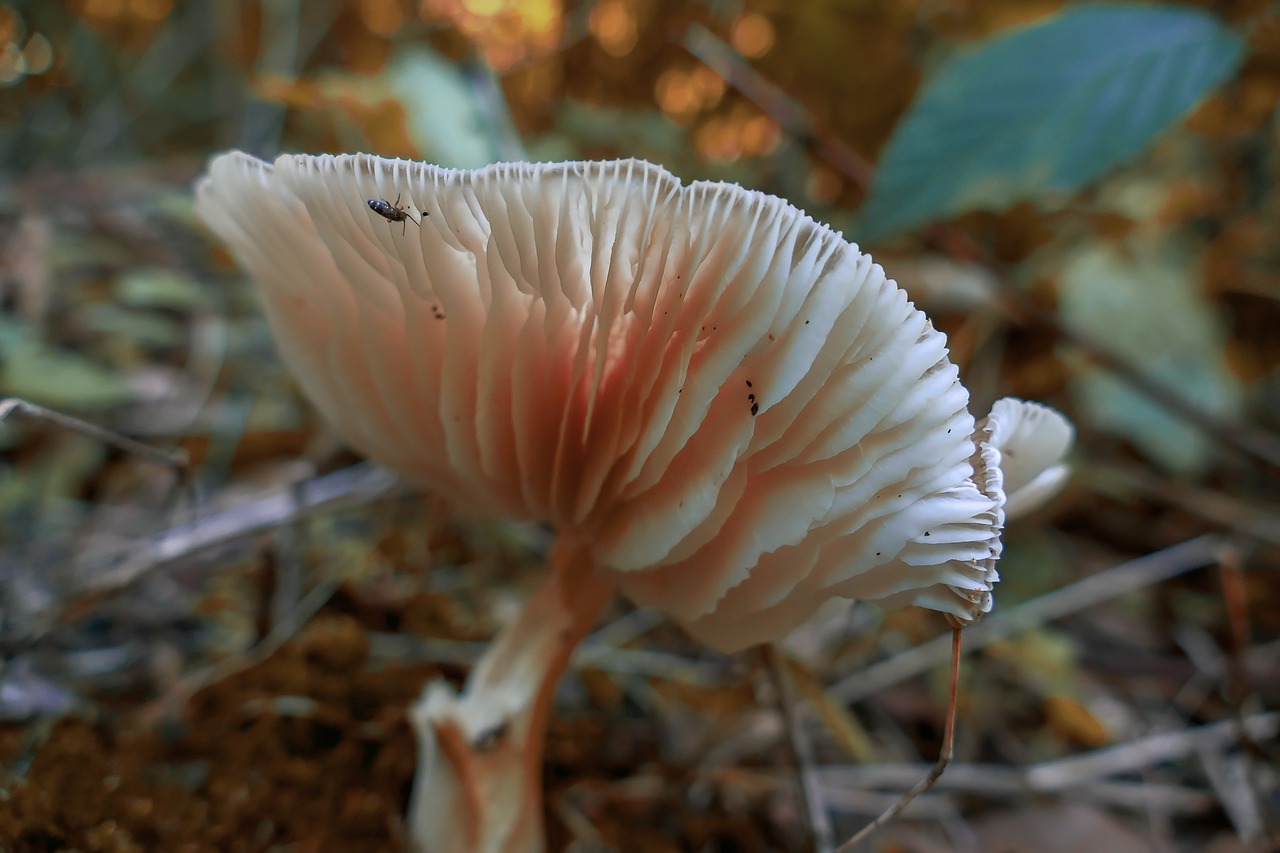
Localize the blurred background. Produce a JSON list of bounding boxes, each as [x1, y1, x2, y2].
[[1, 0, 1278, 851]]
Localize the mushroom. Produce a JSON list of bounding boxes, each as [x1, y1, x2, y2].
[[979, 397, 1074, 522], [870, 397, 1074, 627], [195, 153, 1073, 853]]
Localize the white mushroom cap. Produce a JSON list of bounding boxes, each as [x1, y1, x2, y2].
[[873, 397, 1075, 628], [196, 153, 1058, 653], [981, 397, 1074, 522]]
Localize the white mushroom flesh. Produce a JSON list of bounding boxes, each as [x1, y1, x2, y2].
[[871, 397, 1074, 630], [196, 153, 1072, 653]]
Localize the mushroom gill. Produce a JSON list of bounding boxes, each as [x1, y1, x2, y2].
[[196, 152, 1074, 853], [196, 152, 1042, 651]]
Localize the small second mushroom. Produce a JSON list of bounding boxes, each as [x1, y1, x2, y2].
[[196, 153, 1073, 853]]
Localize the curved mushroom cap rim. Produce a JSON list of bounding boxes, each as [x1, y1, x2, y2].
[[194, 152, 1062, 652]]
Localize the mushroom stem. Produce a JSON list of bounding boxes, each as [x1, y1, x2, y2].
[[407, 537, 617, 853]]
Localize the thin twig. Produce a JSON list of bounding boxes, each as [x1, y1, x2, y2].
[[819, 774, 1215, 817], [74, 1, 219, 162], [577, 607, 665, 661], [819, 712, 1278, 797], [1025, 713, 1279, 789], [1, 396, 198, 533], [134, 578, 340, 726], [703, 765, 1213, 818], [81, 462, 404, 595], [1199, 551, 1274, 843], [765, 645, 837, 853], [1, 397, 188, 472], [835, 628, 961, 851], [269, 478, 309, 630], [1196, 743, 1266, 842], [1219, 546, 1253, 712], [1100, 464, 1280, 547], [829, 535, 1229, 705], [1, 463, 405, 646], [365, 631, 727, 686], [680, 23, 873, 189]]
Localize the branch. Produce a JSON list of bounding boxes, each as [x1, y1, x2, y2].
[[829, 535, 1230, 705]]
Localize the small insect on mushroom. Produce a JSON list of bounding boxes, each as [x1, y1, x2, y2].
[[367, 193, 422, 236]]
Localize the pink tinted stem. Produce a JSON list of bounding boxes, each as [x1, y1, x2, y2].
[[407, 537, 617, 853]]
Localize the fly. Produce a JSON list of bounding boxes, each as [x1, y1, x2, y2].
[[367, 193, 422, 236]]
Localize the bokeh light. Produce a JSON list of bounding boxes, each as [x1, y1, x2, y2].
[[360, 0, 406, 35], [806, 163, 844, 205], [0, 4, 23, 44], [0, 6, 54, 88], [730, 11, 774, 59], [421, 0, 561, 70], [128, 0, 173, 23], [0, 39, 23, 85], [656, 68, 699, 122], [656, 65, 726, 124], [79, 0, 126, 20], [590, 0, 637, 58], [22, 33, 53, 75], [739, 112, 780, 157]]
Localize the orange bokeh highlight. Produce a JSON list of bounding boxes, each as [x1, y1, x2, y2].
[[421, 0, 561, 70], [656, 65, 725, 123], [0, 5, 21, 44], [23, 32, 53, 75], [589, 0, 637, 58], [79, 0, 126, 19], [730, 12, 774, 59], [360, 0, 406, 35], [739, 113, 780, 157], [128, 0, 172, 23]]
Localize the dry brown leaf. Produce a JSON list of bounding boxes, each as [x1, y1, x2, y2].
[[1043, 694, 1111, 748]]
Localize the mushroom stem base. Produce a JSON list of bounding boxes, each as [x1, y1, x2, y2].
[[406, 538, 616, 853]]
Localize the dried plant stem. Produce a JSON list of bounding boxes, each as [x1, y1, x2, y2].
[[681, 24, 873, 189], [407, 538, 617, 853], [831, 535, 1227, 705], [134, 578, 339, 727], [835, 628, 962, 851], [817, 712, 1279, 819], [1218, 547, 1252, 710], [765, 645, 836, 853], [0, 397, 188, 473], [1, 396, 199, 551], [83, 463, 401, 600]]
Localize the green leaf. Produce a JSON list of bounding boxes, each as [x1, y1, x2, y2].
[[856, 4, 1244, 242], [1, 337, 133, 411], [114, 268, 212, 312], [82, 303, 187, 348], [383, 45, 504, 169], [1059, 243, 1244, 476]]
